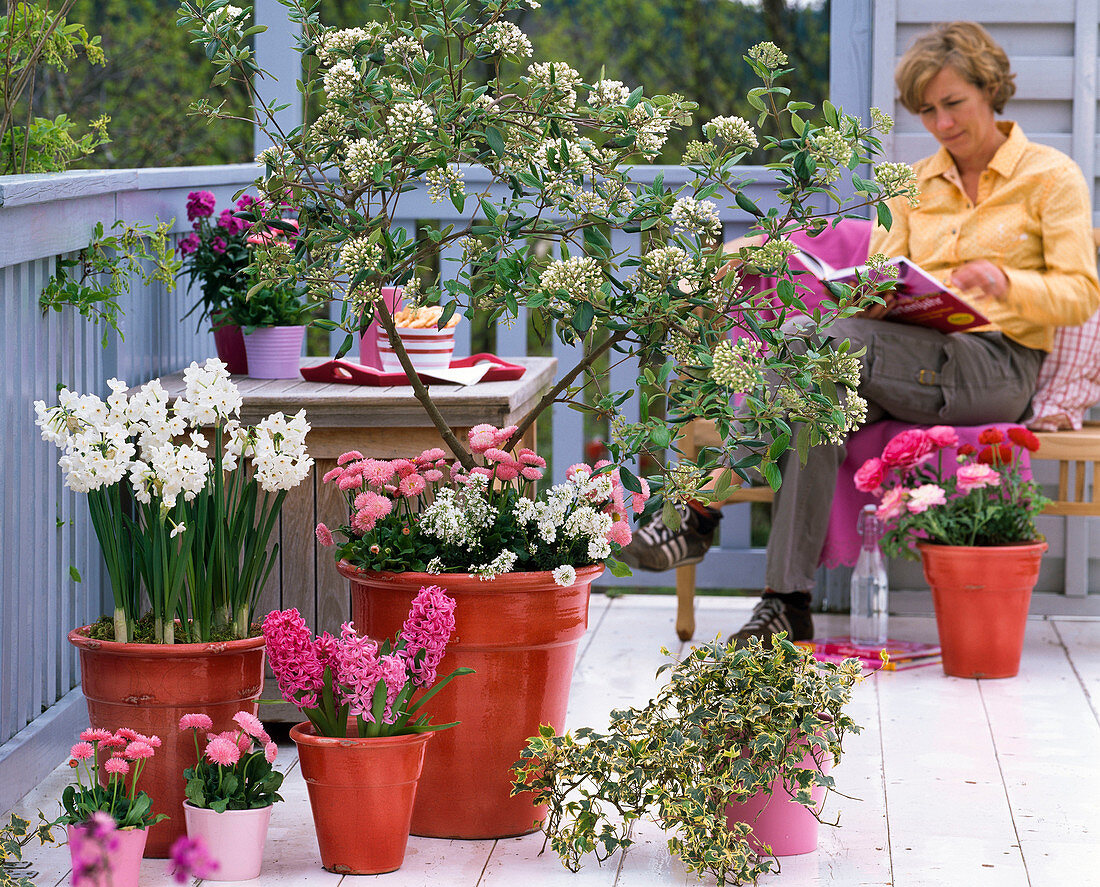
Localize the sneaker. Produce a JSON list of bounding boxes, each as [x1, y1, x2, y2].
[[729, 595, 814, 648], [618, 503, 721, 572]]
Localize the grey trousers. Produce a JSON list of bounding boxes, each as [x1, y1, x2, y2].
[[766, 318, 1045, 594]]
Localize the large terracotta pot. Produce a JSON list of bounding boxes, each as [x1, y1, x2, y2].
[[212, 321, 248, 375], [290, 722, 431, 874], [342, 563, 601, 839], [918, 542, 1047, 679], [68, 629, 266, 857]]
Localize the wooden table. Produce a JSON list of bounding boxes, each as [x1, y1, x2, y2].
[[156, 356, 556, 716]]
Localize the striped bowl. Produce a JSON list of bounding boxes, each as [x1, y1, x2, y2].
[[377, 325, 456, 374]]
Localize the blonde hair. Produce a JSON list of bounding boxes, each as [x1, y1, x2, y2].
[[895, 22, 1016, 114]]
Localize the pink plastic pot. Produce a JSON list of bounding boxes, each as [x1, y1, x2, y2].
[[725, 751, 832, 856], [242, 326, 306, 379], [183, 802, 273, 881], [358, 286, 404, 368], [67, 824, 147, 887]]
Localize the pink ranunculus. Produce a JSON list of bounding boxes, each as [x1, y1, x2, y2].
[[606, 519, 632, 547], [877, 487, 907, 522], [881, 429, 935, 470], [926, 425, 959, 449], [906, 484, 946, 514], [315, 522, 334, 547], [179, 713, 214, 732], [956, 463, 1000, 492], [854, 457, 886, 493]]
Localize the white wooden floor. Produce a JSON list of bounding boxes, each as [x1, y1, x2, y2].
[[7, 594, 1100, 887]]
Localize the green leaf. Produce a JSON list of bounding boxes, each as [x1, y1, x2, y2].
[[485, 126, 505, 157], [618, 466, 643, 494], [734, 191, 763, 218], [767, 433, 791, 462], [69, 566, 81, 583], [762, 461, 782, 490], [876, 201, 893, 230], [607, 557, 632, 578], [661, 498, 681, 532]]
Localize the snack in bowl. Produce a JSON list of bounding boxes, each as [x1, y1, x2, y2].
[[378, 306, 460, 373]]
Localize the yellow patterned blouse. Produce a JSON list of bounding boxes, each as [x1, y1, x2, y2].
[[870, 121, 1100, 352]]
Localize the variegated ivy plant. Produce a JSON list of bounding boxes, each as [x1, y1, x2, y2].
[[177, 0, 916, 525]]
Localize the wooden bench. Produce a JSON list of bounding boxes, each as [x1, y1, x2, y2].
[[672, 419, 1100, 640]]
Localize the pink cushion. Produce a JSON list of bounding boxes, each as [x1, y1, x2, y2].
[[1027, 310, 1100, 431]]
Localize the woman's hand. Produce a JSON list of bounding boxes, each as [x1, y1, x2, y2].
[[949, 260, 1008, 301], [857, 292, 898, 320]]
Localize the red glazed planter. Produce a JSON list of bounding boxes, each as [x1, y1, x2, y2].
[[290, 722, 431, 875], [342, 563, 601, 839], [67, 629, 266, 857], [212, 322, 248, 375], [918, 542, 1046, 679]]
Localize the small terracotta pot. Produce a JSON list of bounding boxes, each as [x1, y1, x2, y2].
[[919, 542, 1046, 679], [212, 322, 248, 375], [66, 824, 147, 887], [183, 803, 273, 880], [68, 628, 266, 857], [343, 563, 601, 839], [290, 722, 431, 875]]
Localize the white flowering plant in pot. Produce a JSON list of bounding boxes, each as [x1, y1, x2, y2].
[[35, 359, 314, 643], [177, 0, 916, 530]]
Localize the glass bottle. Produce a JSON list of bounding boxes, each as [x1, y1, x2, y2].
[[850, 504, 888, 646]]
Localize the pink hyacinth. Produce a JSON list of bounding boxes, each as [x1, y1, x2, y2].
[[70, 742, 95, 761], [104, 756, 129, 776], [232, 711, 266, 739], [315, 522, 334, 546], [400, 585, 456, 688], [179, 713, 214, 732], [321, 466, 343, 484], [262, 609, 328, 710], [338, 450, 364, 465], [378, 654, 408, 723], [330, 622, 382, 717], [205, 736, 241, 767], [606, 519, 632, 547]]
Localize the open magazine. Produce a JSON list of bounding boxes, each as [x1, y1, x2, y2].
[[795, 248, 991, 334]]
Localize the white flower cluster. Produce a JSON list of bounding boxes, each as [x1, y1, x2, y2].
[[246, 410, 314, 492], [388, 99, 434, 144], [869, 107, 894, 135], [385, 34, 426, 62], [815, 351, 862, 388], [344, 138, 387, 184], [552, 564, 576, 587], [426, 164, 465, 203], [748, 238, 798, 274], [670, 196, 721, 238], [711, 340, 762, 391], [323, 58, 361, 102], [35, 359, 313, 509], [539, 256, 604, 312], [874, 161, 920, 206], [472, 549, 518, 580], [474, 21, 532, 59], [420, 475, 495, 549], [704, 116, 758, 149], [748, 41, 788, 70], [628, 103, 674, 155], [510, 472, 613, 561], [317, 26, 383, 66], [809, 126, 852, 183], [630, 245, 699, 298], [311, 108, 354, 144], [665, 331, 697, 367], [340, 236, 383, 278], [527, 61, 582, 108], [588, 79, 630, 108], [175, 359, 242, 427]]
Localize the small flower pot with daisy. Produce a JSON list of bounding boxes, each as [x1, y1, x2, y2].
[[36, 358, 312, 855], [178, 711, 284, 881], [55, 727, 168, 887], [313, 423, 645, 839], [854, 424, 1049, 678], [262, 594, 471, 875]]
